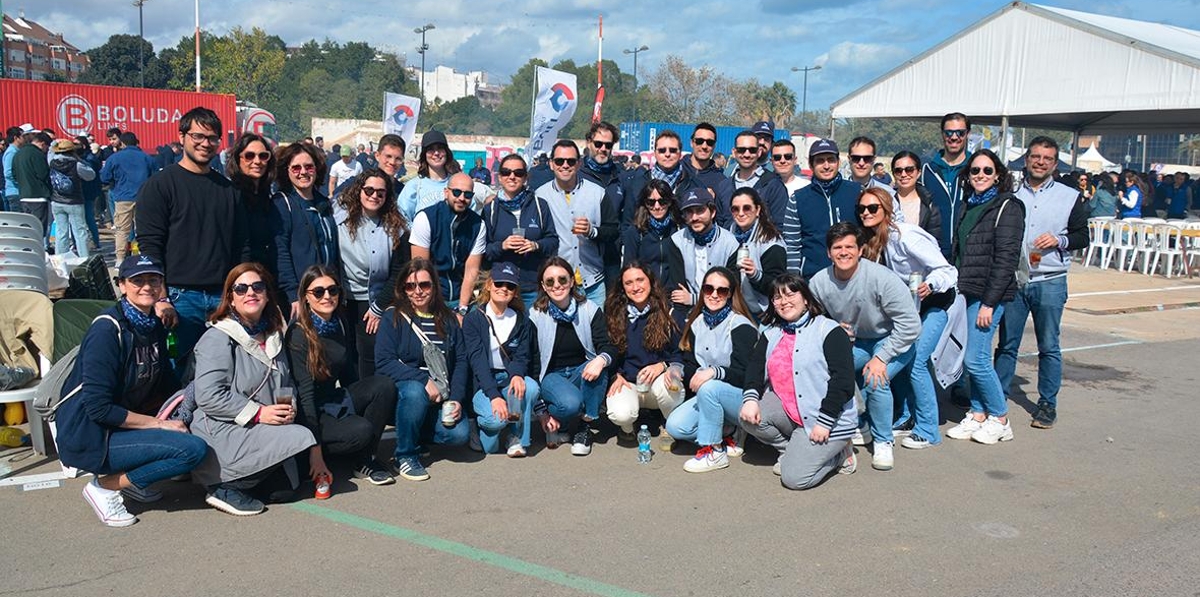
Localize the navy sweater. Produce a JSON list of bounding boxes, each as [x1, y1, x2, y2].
[[374, 309, 469, 402], [613, 313, 683, 380], [462, 306, 538, 400]]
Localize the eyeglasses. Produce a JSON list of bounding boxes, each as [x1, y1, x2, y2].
[[892, 165, 918, 175], [771, 153, 795, 162], [969, 166, 996, 176], [772, 291, 801, 305], [943, 129, 968, 139], [241, 151, 270, 162], [1028, 154, 1057, 163], [857, 204, 882, 215], [404, 281, 434, 292], [731, 204, 756, 214], [552, 157, 578, 167], [733, 146, 758, 154], [692, 137, 716, 147], [448, 188, 476, 199], [643, 197, 670, 207], [849, 154, 875, 163], [362, 186, 386, 198], [126, 275, 163, 288], [499, 167, 527, 178], [185, 131, 221, 145], [494, 281, 519, 292], [290, 163, 316, 173], [700, 284, 731, 299], [306, 284, 341, 299], [592, 140, 614, 150], [656, 147, 680, 155], [232, 281, 267, 296], [542, 275, 571, 289]]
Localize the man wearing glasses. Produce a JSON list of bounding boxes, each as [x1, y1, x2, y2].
[[729, 130, 789, 227], [683, 123, 735, 228], [771, 139, 810, 198], [578, 121, 626, 282], [921, 112, 973, 258], [622, 130, 708, 230], [847, 137, 896, 198], [535, 139, 618, 306], [137, 107, 249, 362], [781, 139, 859, 278], [410, 173, 486, 312]]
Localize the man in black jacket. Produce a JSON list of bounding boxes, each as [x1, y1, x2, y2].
[[578, 121, 624, 282], [728, 130, 789, 228]]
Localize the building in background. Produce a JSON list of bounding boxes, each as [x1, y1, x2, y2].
[[2, 12, 89, 81], [406, 64, 502, 107]]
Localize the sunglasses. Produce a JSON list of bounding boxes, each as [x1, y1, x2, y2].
[[307, 284, 341, 299], [643, 197, 670, 207], [126, 275, 163, 288], [943, 129, 968, 139], [499, 167, 527, 178], [404, 281, 434, 292], [232, 281, 267, 296], [969, 166, 996, 176], [449, 188, 476, 199], [771, 153, 795, 162], [552, 157, 578, 167], [731, 204, 756, 214], [656, 147, 680, 155], [692, 137, 716, 147], [362, 186, 387, 198], [892, 165, 918, 175], [290, 163, 316, 173], [542, 275, 572, 288], [494, 281, 519, 292], [849, 154, 875, 163], [592, 140, 614, 150], [241, 151, 271, 162], [733, 146, 758, 154], [700, 284, 731, 299], [857, 204, 882, 215]]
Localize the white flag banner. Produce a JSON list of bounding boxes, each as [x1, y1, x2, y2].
[[383, 92, 421, 146], [525, 66, 577, 158]]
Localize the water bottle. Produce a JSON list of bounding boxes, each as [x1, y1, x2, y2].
[[166, 330, 178, 359], [0, 426, 29, 448], [636, 425, 652, 464]]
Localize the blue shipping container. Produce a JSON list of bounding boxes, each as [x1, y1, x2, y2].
[[618, 121, 791, 157]]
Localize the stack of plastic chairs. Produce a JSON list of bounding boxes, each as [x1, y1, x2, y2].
[[1082, 218, 1112, 268], [1103, 220, 1138, 271], [1148, 225, 1186, 278], [0, 212, 48, 294]]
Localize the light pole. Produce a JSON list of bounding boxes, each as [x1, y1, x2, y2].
[[414, 23, 434, 105], [791, 64, 821, 130], [133, 0, 150, 87], [623, 45, 648, 137]]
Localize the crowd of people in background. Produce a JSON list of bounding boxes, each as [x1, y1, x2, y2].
[[30, 104, 1200, 529]]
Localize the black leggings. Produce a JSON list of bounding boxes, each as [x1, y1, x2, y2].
[[317, 375, 397, 463], [347, 298, 378, 379]]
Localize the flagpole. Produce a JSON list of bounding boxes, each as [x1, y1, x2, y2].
[[592, 15, 603, 124], [528, 67, 538, 155]]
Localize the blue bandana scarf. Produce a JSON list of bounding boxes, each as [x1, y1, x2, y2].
[[967, 186, 999, 206], [232, 313, 270, 337], [497, 188, 529, 214], [702, 303, 732, 329], [310, 312, 340, 338], [626, 303, 651, 323], [691, 225, 718, 247], [815, 173, 843, 196], [780, 312, 812, 335], [120, 298, 159, 335], [547, 298, 579, 324], [733, 221, 755, 245], [648, 215, 673, 236], [651, 164, 682, 188], [584, 155, 616, 178]]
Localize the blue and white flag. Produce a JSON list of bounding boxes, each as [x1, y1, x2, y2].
[[383, 92, 421, 146], [525, 67, 577, 158]]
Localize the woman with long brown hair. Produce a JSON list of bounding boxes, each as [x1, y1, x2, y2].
[[603, 262, 684, 449], [226, 133, 278, 272], [190, 263, 315, 516], [286, 264, 398, 492], [726, 187, 787, 319], [274, 142, 340, 318], [336, 168, 411, 378]]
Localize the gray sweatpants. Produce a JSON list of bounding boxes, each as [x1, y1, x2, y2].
[[741, 390, 850, 490]]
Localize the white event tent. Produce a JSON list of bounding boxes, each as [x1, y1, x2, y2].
[[830, 2, 1200, 162]]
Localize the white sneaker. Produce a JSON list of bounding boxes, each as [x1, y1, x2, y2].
[[871, 441, 895, 471], [723, 429, 746, 458], [900, 435, 933, 450], [971, 416, 1014, 445], [506, 435, 526, 458], [946, 414, 985, 440], [837, 445, 857, 475], [83, 479, 137, 528], [851, 427, 871, 446], [683, 445, 729, 473], [772, 455, 782, 476]]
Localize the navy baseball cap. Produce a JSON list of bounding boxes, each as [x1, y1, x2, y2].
[[678, 187, 716, 211], [491, 262, 520, 286], [752, 120, 775, 137], [808, 138, 839, 159], [421, 130, 448, 151], [118, 254, 164, 279]]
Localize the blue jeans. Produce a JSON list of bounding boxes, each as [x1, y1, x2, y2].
[[95, 428, 209, 489], [852, 337, 916, 444], [665, 380, 743, 446], [965, 299, 1008, 417], [471, 371, 540, 453], [540, 363, 607, 430], [892, 307, 948, 445], [583, 281, 606, 308], [51, 203, 90, 258], [168, 286, 224, 363], [994, 276, 1066, 409], [520, 291, 539, 310], [394, 380, 469, 459]]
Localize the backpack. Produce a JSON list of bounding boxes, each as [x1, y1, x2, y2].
[[32, 314, 121, 422], [50, 168, 76, 197]]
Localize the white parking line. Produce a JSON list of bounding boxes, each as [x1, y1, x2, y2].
[[1071, 286, 1200, 298], [1018, 340, 1141, 358]]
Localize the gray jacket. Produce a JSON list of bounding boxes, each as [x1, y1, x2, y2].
[[189, 318, 315, 486]]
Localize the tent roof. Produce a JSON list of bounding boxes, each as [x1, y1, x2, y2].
[[830, 2, 1200, 134], [1078, 143, 1117, 167]]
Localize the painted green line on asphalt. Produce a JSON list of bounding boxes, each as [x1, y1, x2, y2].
[[290, 502, 655, 597]]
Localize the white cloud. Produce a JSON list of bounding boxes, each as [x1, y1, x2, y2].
[[815, 41, 905, 70]]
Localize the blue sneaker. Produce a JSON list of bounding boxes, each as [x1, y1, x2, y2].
[[393, 457, 430, 482], [205, 487, 264, 516]]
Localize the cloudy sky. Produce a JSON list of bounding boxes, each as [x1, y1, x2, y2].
[[18, 0, 1200, 112]]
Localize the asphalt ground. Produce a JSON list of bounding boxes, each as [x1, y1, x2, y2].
[[3, 266, 1198, 596]]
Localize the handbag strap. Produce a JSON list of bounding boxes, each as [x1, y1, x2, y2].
[[400, 312, 441, 352], [480, 307, 511, 364]]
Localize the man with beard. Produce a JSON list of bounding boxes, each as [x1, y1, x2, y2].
[[682, 122, 735, 229], [728, 130, 789, 228], [782, 138, 859, 278], [622, 130, 708, 232], [578, 121, 626, 281], [921, 112, 973, 259]]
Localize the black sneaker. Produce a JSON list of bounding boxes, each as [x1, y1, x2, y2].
[[892, 417, 915, 439], [1030, 406, 1057, 429], [571, 426, 593, 456], [205, 487, 265, 516], [354, 459, 397, 486]]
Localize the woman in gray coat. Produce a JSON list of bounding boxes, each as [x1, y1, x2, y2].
[[191, 262, 315, 516]]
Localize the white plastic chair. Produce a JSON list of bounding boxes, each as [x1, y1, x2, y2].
[[1149, 225, 1186, 278], [1129, 223, 1159, 273], [1082, 218, 1110, 268], [1103, 221, 1138, 271]]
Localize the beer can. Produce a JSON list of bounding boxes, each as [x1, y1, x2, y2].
[[908, 272, 923, 294], [737, 246, 751, 264], [441, 401, 456, 427]]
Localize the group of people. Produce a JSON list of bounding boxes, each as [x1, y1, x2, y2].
[[48, 107, 1093, 529]]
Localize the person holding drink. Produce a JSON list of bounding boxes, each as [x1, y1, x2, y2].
[[462, 263, 541, 457], [725, 187, 787, 321], [481, 153, 559, 306]]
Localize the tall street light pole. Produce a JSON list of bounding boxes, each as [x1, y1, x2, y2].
[[414, 23, 434, 106], [133, 0, 149, 87], [791, 64, 821, 130], [623, 44, 648, 147]]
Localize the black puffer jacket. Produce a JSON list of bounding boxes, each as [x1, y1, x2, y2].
[[911, 184, 944, 243], [953, 192, 1025, 306]]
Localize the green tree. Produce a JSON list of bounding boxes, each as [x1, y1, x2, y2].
[[80, 34, 169, 88], [205, 27, 287, 105]]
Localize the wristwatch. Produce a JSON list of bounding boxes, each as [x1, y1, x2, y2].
[[456, 305, 470, 315]]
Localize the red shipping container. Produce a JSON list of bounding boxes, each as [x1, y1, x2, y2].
[[0, 79, 237, 150]]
